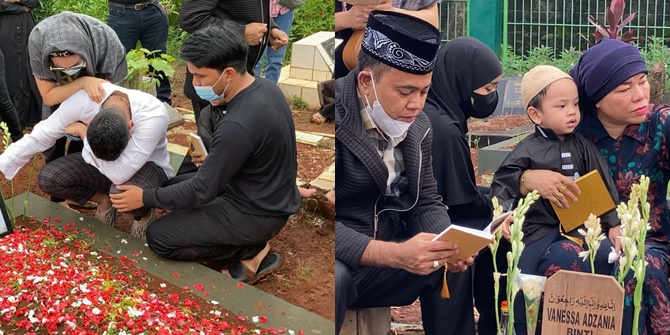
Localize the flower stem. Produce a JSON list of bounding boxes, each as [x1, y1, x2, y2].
[[492, 247, 501, 335], [9, 179, 14, 226], [24, 155, 37, 218], [632, 176, 649, 335]]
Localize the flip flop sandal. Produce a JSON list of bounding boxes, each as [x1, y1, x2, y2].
[[67, 199, 98, 209], [130, 209, 156, 240], [94, 206, 117, 227], [58, 201, 81, 214], [229, 252, 282, 285]]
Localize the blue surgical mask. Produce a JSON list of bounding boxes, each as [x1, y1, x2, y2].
[[194, 71, 230, 102], [63, 68, 82, 76]]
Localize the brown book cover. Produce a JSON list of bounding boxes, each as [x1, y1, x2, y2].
[[551, 169, 615, 233], [432, 212, 512, 262]]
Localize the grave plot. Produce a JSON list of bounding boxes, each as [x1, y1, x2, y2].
[[0, 104, 336, 333], [1, 194, 329, 334]]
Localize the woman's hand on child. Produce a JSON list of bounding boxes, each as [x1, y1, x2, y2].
[[523, 170, 580, 209]]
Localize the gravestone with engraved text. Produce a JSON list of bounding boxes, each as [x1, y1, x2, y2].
[[542, 270, 623, 335]]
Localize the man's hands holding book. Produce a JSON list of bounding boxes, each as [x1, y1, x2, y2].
[[397, 233, 473, 275]]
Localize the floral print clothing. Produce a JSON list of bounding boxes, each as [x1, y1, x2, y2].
[[579, 105, 670, 335]]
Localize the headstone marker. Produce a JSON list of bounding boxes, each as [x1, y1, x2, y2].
[[165, 103, 185, 130], [541, 270, 624, 335], [485, 77, 525, 118], [0, 195, 13, 238], [319, 36, 336, 73]]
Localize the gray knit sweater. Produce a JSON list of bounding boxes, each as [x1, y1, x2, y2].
[[335, 69, 451, 271]]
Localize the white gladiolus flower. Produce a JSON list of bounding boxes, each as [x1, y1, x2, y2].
[[578, 250, 590, 262], [608, 247, 620, 264]]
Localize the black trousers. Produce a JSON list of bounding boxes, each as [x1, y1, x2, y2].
[[336, 260, 468, 335], [0, 49, 24, 142], [145, 181, 287, 263]]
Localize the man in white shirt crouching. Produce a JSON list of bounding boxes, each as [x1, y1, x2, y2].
[[0, 83, 174, 239]]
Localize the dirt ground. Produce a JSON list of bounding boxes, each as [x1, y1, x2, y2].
[[468, 115, 532, 132], [1, 64, 336, 321]]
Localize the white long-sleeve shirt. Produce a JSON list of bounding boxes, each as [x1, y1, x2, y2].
[[0, 83, 174, 185]]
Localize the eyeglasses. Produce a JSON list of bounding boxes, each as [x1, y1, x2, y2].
[[49, 61, 87, 72], [49, 50, 73, 57]]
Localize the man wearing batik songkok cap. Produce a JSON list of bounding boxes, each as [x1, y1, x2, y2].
[[334, 10, 474, 335]]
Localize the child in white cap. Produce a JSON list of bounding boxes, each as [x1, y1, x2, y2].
[[489, 65, 623, 335]]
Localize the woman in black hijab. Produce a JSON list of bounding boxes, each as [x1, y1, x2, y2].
[[423, 36, 503, 335]]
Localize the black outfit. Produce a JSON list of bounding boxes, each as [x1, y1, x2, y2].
[[490, 126, 620, 245], [0, 0, 41, 126], [179, 0, 277, 121], [423, 36, 503, 335], [335, 69, 452, 335], [173, 101, 227, 177], [0, 49, 24, 141], [490, 126, 620, 335], [144, 78, 301, 263]]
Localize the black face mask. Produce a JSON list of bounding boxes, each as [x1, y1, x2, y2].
[[470, 91, 498, 118]]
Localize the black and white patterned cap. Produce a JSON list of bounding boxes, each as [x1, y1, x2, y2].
[[361, 10, 441, 75]]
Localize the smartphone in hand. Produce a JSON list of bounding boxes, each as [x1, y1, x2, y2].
[[189, 133, 208, 157]]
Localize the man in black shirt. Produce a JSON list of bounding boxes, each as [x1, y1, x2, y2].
[[110, 24, 301, 284]]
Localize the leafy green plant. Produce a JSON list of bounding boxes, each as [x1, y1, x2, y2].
[[166, 26, 189, 60], [640, 37, 670, 103], [289, 95, 308, 109], [579, 0, 638, 45], [124, 48, 175, 92], [33, 0, 109, 23], [286, 0, 335, 64], [502, 45, 578, 77], [552, 47, 581, 73], [471, 136, 481, 148]]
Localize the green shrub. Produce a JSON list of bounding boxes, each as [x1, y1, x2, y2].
[[124, 48, 175, 91], [33, 0, 109, 23], [285, 0, 335, 64]]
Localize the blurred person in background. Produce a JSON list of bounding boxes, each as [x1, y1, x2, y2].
[[254, 0, 294, 84], [0, 0, 41, 127]]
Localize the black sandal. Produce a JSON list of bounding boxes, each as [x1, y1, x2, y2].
[[228, 252, 282, 285]]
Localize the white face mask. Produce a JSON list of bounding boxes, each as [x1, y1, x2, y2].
[[364, 72, 413, 139]]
